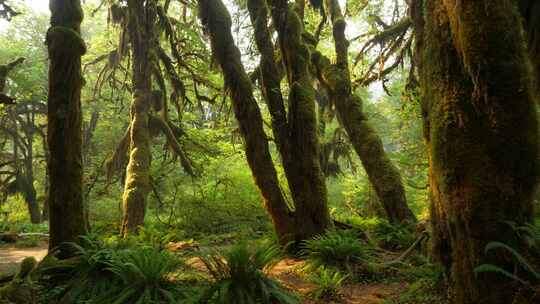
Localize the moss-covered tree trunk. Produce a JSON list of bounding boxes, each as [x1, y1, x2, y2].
[[247, 0, 332, 243], [413, 1, 539, 303], [317, 0, 415, 224], [46, 0, 87, 251], [198, 0, 296, 245], [269, 0, 332, 240], [120, 0, 155, 237]]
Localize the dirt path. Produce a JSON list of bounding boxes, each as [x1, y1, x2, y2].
[[0, 243, 48, 276], [185, 255, 407, 304], [270, 258, 406, 304]]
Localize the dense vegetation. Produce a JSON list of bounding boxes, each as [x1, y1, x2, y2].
[[0, 0, 539, 303]]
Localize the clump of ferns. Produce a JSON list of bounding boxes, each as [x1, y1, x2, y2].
[[307, 267, 348, 301], [474, 221, 540, 293], [36, 235, 194, 304], [300, 229, 377, 281], [197, 242, 298, 304]]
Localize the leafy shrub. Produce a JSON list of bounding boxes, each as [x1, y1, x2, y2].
[[198, 242, 298, 304], [37, 236, 192, 304], [300, 229, 373, 273], [308, 267, 347, 301]]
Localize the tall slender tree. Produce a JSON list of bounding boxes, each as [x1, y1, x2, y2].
[[413, 0, 539, 303], [119, 0, 155, 236], [46, 0, 87, 252]]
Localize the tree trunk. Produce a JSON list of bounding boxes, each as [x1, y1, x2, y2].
[[247, 0, 332, 243], [315, 0, 416, 224], [46, 0, 87, 253], [519, 0, 540, 93], [198, 0, 297, 245], [269, 0, 333, 240], [120, 0, 155, 237], [22, 181, 40, 224], [413, 1, 539, 303]]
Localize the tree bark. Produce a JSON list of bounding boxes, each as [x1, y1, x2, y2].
[[41, 130, 49, 221], [314, 0, 416, 224], [46, 0, 87, 252], [413, 1, 539, 303], [519, 0, 540, 93], [120, 0, 155, 237]]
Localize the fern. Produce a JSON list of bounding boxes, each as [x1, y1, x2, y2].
[[198, 242, 298, 304], [474, 264, 529, 286], [37, 236, 193, 304], [300, 229, 372, 272], [474, 241, 540, 286], [308, 267, 347, 300]]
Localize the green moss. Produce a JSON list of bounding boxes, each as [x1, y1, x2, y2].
[[46, 26, 86, 56]]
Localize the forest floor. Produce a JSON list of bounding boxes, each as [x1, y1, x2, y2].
[[0, 242, 48, 276], [185, 254, 407, 304], [269, 258, 406, 304], [0, 242, 407, 303]]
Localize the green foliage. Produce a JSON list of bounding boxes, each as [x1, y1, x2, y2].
[[15, 236, 41, 248], [37, 236, 193, 304], [0, 221, 48, 234], [198, 242, 298, 304], [475, 242, 540, 286], [105, 248, 191, 304], [339, 217, 415, 250], [307, 267, 347, 301], [474, 222, 540, 287], [371, 219, 415, 250], [391, 263, 446, 304], [300, 229, 373, 274]]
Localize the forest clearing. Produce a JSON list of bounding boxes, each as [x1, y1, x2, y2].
[[0, 0, 539, 303]]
